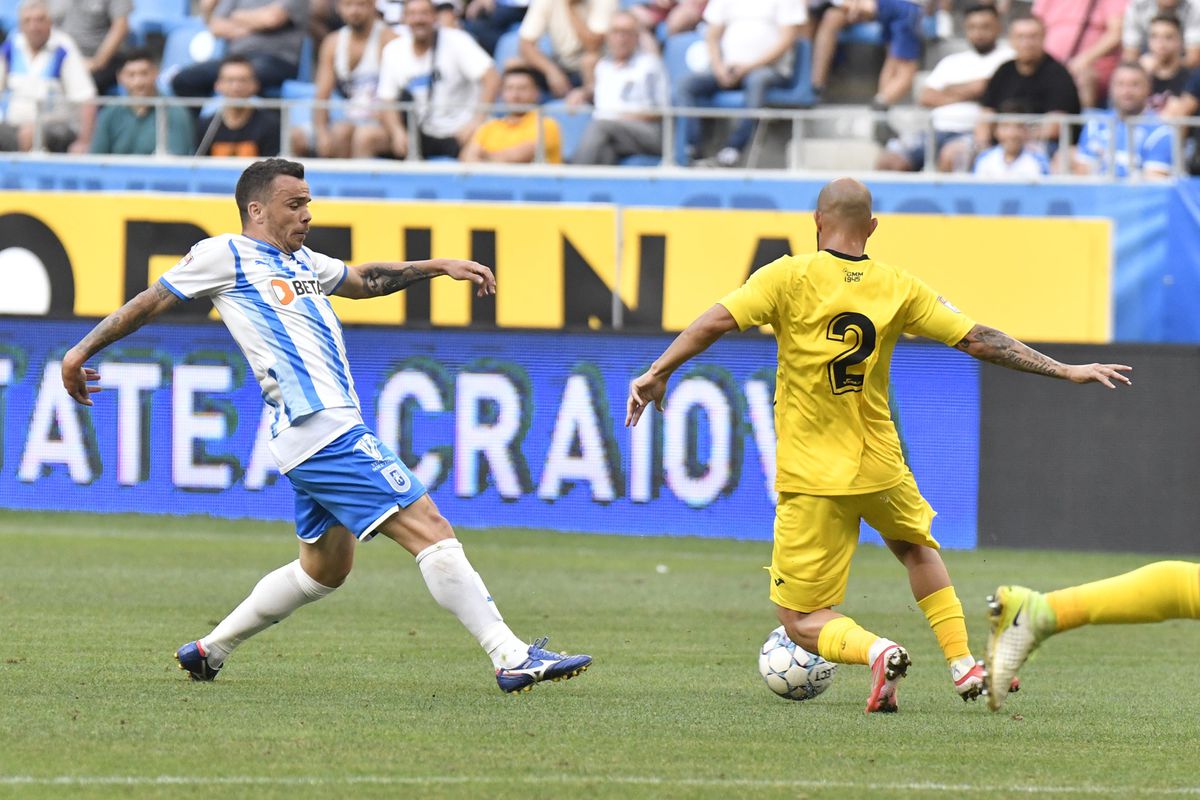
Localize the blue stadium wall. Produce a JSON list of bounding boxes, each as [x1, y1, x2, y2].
[[0, 319, 979, 547]]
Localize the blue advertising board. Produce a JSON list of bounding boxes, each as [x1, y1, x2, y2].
[[0, 319, 979, 546]]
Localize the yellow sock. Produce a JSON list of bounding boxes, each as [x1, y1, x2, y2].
[[816, 615, 878, 665], [917, 586, 971, 665], [1047, 561, 1200, 632]]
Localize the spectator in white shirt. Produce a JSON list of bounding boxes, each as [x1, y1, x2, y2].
[[878, 5, 1014, 172], [973, 100, 1051, 178], [675, 0, 808, 167], [569, 10, 667, 164], [377, 0, 500, 159], [0, 0, 97, 152], [517, 0, 618, 97]]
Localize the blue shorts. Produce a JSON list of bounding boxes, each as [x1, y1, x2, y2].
[[287, 425, 427, 542], [878, 0, 923, 61]]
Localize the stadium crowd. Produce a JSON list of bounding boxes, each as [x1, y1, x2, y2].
[[0, 0, 1196, 175]]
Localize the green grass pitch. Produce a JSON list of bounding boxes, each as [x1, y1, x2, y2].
[[1, 511, 1197, 799]]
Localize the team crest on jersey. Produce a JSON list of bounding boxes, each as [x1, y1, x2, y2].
[[937, 295, 961, 313], [353, 434, 386, 463]]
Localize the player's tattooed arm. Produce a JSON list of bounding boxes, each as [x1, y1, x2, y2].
[[954, 323, 1133, 388], [954, 324, 1064, 378], [360, 263, 434, 296], [61, 282, 181, 405], [340, 259, 496, 299]]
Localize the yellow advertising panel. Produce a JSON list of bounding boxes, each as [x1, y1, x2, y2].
[[621, 208, 1111, 343], [0, 192, 1110, 342]]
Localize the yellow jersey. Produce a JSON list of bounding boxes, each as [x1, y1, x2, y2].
[[718, 250, 974, 496], [471, 113, 562, 163]]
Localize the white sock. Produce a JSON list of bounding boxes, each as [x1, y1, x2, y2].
[[201, 560, 336, 668], [867, 637, 898, 667], [415, 539, 528, 670]]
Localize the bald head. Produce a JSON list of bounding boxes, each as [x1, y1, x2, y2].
[[813, 178, 877, 253], [817, 178, 873, 229]]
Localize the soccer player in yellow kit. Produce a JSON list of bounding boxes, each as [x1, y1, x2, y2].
[[626, 178, 1131, 712]]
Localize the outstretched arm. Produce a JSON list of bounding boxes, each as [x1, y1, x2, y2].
[[954, 323, 1132, 388], [625, 304, 740, 427], [335, 259, 496, 299], [61, 282, 181, 405]]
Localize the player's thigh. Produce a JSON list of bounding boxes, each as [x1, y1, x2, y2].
[[859, 472, 939, 550], [769, 492, 862, 612], [287, 426, 428, 545], [376, 494, 456, 556]]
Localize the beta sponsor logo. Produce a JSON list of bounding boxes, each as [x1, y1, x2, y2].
[[270, 278, 324, 305], [937, 295, 961, 313]]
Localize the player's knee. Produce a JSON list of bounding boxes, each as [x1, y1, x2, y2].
[[777, 609, 824, 650]]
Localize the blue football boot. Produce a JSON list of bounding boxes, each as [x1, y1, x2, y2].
[[496, 637, 591, 693], [175, 640, 220, 681]]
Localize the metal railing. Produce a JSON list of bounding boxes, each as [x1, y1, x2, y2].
[[10, 93, 1199, 180]]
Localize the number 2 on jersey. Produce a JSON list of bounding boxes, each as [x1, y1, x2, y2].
[[826, 312, 877, 394]]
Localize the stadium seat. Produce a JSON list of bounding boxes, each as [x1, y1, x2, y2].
[[0, 0, 18, 35], [158, 17, 225, 96], [541, 100, 591, 163], [296, 36, 315, 84], [129, 0, 190, 40], [493, 29, 554, 69], [280, 79, 316, 136], [620, 154, 661, 167], [665, 32, 816, 164]]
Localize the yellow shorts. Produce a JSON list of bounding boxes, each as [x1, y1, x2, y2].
[[768, 471, 938, 613]]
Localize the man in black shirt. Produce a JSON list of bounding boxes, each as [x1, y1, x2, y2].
[[196, 55, 281, 157], [974, 16, 1081, 158]]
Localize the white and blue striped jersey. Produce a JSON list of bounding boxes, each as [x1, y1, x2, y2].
[[160, 234, 362, 471]]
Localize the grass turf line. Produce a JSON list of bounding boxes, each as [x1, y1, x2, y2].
[[0, 511, 1197, 800]]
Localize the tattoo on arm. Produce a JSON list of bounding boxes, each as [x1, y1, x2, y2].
[[955, 324, 1063, 378], [75, 282, 179, 359], [360, 263, 432, 297]]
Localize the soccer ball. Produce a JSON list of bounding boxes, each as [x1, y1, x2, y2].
[[758, 625, 837, 701]]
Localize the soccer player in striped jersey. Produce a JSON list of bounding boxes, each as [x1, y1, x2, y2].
[[61, 158, 591, 693], [626, 178, 1130, 712], [984, 562, 1200, 710]]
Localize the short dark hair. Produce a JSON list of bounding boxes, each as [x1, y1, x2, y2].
[[1150, 12, 1183, 32], [1009, 13, 1044, 30], [962, 4, 999, 18], [502, 65, 546, 92], [235, 159, 305, 224], [118, 47, 157, 69], [219, 54, 256, 77]]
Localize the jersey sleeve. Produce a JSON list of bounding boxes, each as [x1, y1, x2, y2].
[[903, 276, 975, 345], [717, 256, 789, 330], [158, 237, 236, 300], [1142, 124, 1174, 172], [307, 249, 350, 294]]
